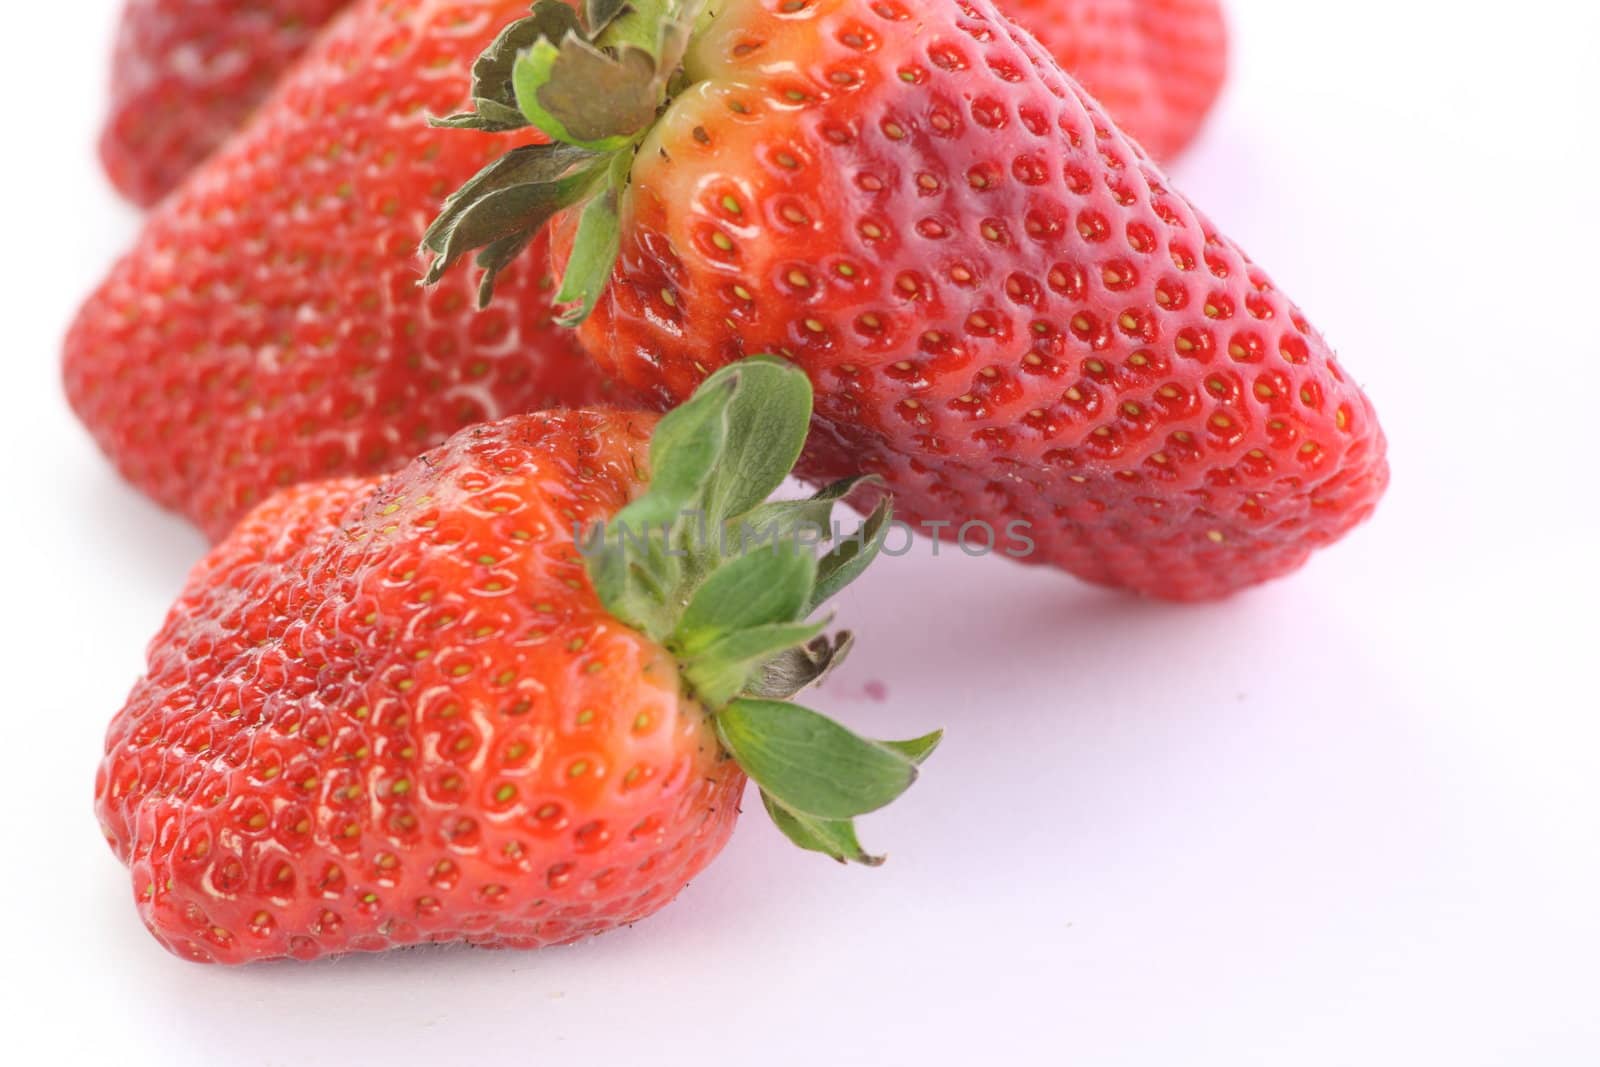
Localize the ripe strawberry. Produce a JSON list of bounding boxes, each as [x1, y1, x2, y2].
[[97, 359, 938, 964], [423, 0, 1385, 602], [102, 0, 352, 206], [68, 0, 629, 542], [1008, 0, 1226, 161], [100, 0, 1222, 210]]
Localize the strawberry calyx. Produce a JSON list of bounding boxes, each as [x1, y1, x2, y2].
[[421, 0, 704, 312], [425, 8, 940, 864], [589, 356, 940, 866]]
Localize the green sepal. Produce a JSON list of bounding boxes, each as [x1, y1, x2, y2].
[[554, 151, 629, 326], [735, 476, 889, 612], [588, 358, 812, 638], [882, 730, 944, 766], [762, 791, 884, 867], [431, 97, 529, 134], [715, 698, 923, 820], [513, 34, 659, 151], [579, 356, 940, 867], [586, 372, 736, 639], [682, 619, 829, 709], [811, 495, 893, 613], [591, 357, 813, 631], [695, 355, 813, 522], [674, 544, 817, 654], [737, 476, 874, 554], [429, 2, 581, 132], [419, 143, 605, 302], [422, 0, 709, 312]]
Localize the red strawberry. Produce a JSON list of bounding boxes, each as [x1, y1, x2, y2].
[[102, 0, 352, 206], [68, 0, 629, 541], [423, 0, 1384, 602], [100, 1, 1222, 210], [1009, 0, 1226, 161], [96, 359, 938, 964]]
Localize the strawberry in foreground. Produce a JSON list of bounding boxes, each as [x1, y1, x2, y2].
[[102, 0, 352, 206], [99, 0, 1222, 211], [96, 358, 936, 964], [68, 0, 624, 542], [424, 0, 1385, 602]]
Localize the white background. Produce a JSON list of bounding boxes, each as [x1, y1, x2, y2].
[[4, 1, 1598, 1062]]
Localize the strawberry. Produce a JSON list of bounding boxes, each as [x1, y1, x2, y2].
[[68, 0, 628, 542], [102, 0, 352, 206], [422, 0, 1385, 602], [1008, 0, 1226, 161], [100, 0, 1222, 210], [97, 359, 938, 964]]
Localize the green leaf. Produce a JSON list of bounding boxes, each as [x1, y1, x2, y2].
[[513, 34, 659, 150], [632, 371, 736, 526], [586, 526, 685, 643], [736, 476, 876, 553], [420, 143, 603, 288], [675, 544, 817, 654], [430, 2, 582, 132], [810, 495, 893, 612], [469, 230, 537, 308], [598, 356, 814, 570], [580, 361, 906, 737], [430, 98, 531, 133], [554, 152, 628, 327], [716, 699, 921, 821], [698, 356, 814, 523], [761, 791, 884, 866], [586, 373, 736, 638], [881, 730, 944, 766], [681, 619, 829, 708], [424, 173, 593, 289]]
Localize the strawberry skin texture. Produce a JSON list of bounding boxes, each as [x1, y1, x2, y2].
[[102, 0, 352, 207], [68, 0, 625, 541], [557, 0, 1385, 602], [95, 409, 746, 964], [1009, 0, 1226, 161]]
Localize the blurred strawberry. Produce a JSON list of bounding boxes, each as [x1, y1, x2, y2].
[[99, 0, 1223, 210], [1011, 0, 1226, 160], [69, 0, 629, 541], [101, 0, 352, 206]]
